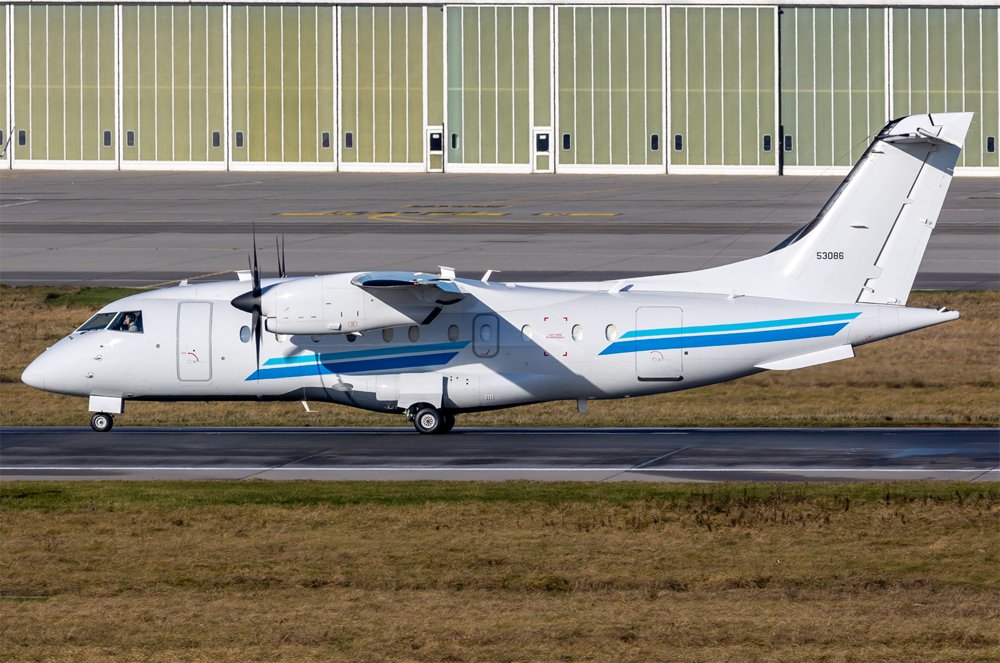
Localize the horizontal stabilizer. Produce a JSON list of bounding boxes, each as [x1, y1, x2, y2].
[[755, 344, 854, 371]]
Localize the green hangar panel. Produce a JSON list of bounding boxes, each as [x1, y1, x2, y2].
[[669, 6, 777, 173], [891, 7, 999, 169], [121, 5, 227, 168], [230, 5, 336, 169], [446, 5, 534, 172], [1, 1, 997, 176], [341, 6, 427, 171], [11, 4, 115, 167], [557, 6, 664, 173], [780, 7, 887, 172]]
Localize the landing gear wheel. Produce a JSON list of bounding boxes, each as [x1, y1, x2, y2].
[[90, 412, 114, 432], [438, 412, 456, 434], [413, 406, 444, 435]]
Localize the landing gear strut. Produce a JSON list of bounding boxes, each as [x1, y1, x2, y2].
[[410, 405, 456, 434], [90, 412, 114, 432]]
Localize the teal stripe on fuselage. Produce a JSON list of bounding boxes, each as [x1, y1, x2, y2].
[[619, 312, 861, 340], [262, 341, 469, 367], [600, 322, 851, 356]]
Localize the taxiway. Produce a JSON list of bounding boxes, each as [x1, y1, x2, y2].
[[2, 427, 996, 482]]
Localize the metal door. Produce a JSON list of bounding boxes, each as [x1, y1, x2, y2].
[[473, 314, 500, 358], [177, 302, 213, 381], [426, 126, 444, 173], [532, 127, 553, 173], [635, 307, 683, 381]]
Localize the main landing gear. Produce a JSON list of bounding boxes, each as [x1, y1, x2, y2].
[[409, 405, 456, 435], [90, 412, 114, 432]]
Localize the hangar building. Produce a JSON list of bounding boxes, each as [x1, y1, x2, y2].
[[1, 1, 996, 175]]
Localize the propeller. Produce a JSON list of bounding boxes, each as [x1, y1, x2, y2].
[[276, 235, 287, 279], [231, 229, 264, 375]]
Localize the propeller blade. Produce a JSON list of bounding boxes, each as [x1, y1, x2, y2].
[[275, 235, 288, 279], [252, 308, 262, 373], [251, 227, 261, 297], [280, 235, 287, 278]]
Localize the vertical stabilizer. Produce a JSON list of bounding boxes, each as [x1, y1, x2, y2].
[[636, 113, 973, 304]]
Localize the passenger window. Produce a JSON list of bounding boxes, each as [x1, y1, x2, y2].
[[571, 324, 583, 342], [126, 131, 135, 147], [408, 325, 420, 342], [77, 312, 117, 332], [382, 328, 394, 343], [673, 134, 683, 152], [103, 130, 113, 147], [212, 131, 221, 148], [235, 131, 245, 148], [111, 310, 143, 333], [447, 324, 459, 342], [345, 132, 354, 149]]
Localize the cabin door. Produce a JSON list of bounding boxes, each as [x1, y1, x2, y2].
[[177, 302, 213, 381], [635, 307, 683, 381]]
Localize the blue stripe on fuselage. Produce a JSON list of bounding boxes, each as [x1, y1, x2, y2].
[[262, 341, 469, 367], [600, 322, 850, 356], [246, 351, 460, 381], [619, 312, 861, 339]]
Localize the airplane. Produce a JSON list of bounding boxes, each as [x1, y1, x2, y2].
[[21, 112, 972, 434]]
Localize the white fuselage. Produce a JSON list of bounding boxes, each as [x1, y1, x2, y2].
[[22, 274, 955, 415]]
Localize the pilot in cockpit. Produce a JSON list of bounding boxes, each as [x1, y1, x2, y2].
[[116, 311, 143, 333]]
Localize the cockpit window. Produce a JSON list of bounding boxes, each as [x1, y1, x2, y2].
[[77, 312, 117, 332], [111, 310, 144, 333]]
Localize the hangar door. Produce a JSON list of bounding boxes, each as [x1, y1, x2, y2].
[[557, 6, 664, 172], [635, 307, 683, 381], [668, 6, 777, 172]]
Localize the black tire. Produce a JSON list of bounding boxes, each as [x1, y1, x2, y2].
[[438, 412, 456, 434], [413, 406, 443, 434], [90, 412, 114, 432]]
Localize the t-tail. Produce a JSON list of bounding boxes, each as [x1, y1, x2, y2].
[[640, 112, 974, 305]]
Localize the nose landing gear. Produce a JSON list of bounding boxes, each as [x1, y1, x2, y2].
[[409, 404, 456, 434], [90, 412, 114, 432]]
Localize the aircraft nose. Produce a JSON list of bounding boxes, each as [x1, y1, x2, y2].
[[21, 356, 47, 390]]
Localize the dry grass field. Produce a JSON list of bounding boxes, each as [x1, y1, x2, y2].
[[1, 285, 997, 427], [1, 481, 998, 662]]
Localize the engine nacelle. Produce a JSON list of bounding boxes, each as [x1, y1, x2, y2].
[[261, 274, 437, 336]]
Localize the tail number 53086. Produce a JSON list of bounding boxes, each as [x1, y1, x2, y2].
[[816, 251, 845, 260]]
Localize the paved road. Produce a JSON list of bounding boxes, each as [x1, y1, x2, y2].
[[2, 172, 997, 288], [2, 427, 996, 482]]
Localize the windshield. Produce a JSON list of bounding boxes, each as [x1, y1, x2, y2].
[[110, 310, 144, 333], [76, 312, 117, 332]]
